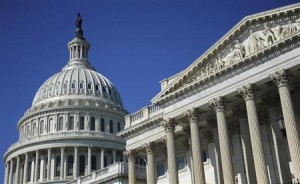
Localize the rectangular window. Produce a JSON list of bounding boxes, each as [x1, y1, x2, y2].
[[156, 162, 165, 177], [176, 155, 185, 170], [100, 118, 105, 132]]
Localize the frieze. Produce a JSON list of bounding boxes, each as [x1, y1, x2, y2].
[[153, 6, 300, 104]]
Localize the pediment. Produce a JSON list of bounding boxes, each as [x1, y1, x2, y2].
[[152, 3, 300, 104]]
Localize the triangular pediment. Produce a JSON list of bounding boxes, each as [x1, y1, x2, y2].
[[152, 3, 300, 104]]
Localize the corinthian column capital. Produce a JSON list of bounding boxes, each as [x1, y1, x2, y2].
[[124, 150, 137, 162], [162, 118, 177, 132], [144, 142, 154, 155], [237, 84, 256, 101], [269, 69, 289, 88], [185, 108, 200, 122], [209, 96, 225, 112]]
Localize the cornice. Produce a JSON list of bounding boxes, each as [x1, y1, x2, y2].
[[118, 114, 163, 139], [152, 4, 300, 104], [154, 33, 300, 105]]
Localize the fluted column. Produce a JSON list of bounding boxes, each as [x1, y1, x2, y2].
[[88, 146, 91, 174], [209, 97, 235, 184], [144, 142, 155, 184], [34, 150, 39, 182], [60, 147, 64, 180], [101, 149, 105, 169], [270, 70, 300, 179], [74, 146, 78, 179], [124, 150, 137, 184], [8, 159, 13, 184], [47, 149, 51, 181], [23, 153, 28, 184], [15, 156, 20, 184], [4, 162, 9, 184], [186, 108, 206, 184], [238, 84, 269, 184], [162, 118, 179, 184]]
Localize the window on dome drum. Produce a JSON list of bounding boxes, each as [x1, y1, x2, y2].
[[71, 81, 76, 89], [79, 155, 85, 176], [100, 118, 105, 132], [118, 122, 121, 132], [202, 149, 208, 162], [87, 83, 92, 90], [67, 155, 74, 176], [28, 161, 32, 182], [102, 86, 106, 93], [63, 82, 68, 90], [48, 118, 54, 132], [90, 117, 95, 131], [177, 155, 186, 170], [40, 120, 44, 134], [69, 116, 74, 130], [156, 162, 165, 177], [80, 116, 85, 130], [91, 155, 97, 170], [58, 117, 63, 131], [110, 120, 113, 133], [79, 82, 84, 89], [95, 84, 99, 91], [56, 156, 61, 177]]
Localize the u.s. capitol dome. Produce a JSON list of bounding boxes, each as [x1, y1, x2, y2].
[[3, 14, 128, 184]]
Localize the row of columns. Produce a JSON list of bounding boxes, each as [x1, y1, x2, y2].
[[5, 147, 118, 184], [125, 69, 300, 184]]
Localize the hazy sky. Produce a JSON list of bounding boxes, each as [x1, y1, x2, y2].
[[0, 0, 298, 181]]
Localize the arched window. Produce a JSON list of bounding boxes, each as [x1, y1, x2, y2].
[[100, 118, 105, 132], [117, 122, 121, 132], [80, 116, 85, 130], [67, 155, 74, 176], [33, 123, 37, 136], [68, 116, 74, 130], [40, 120, 44, 134], [90, 117, 95, 131], [56, 156, 61, 177], [79, 155, 85, 176], [58, 117, 63, 131], [48, 118, 54, 132], [91, 155, 97, 170], [110, 120, 113, 133]]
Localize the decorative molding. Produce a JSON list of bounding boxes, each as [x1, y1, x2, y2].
[[185, 108, 200, 123], [269, 69, 289, 88], [209, 96, 225, 112], [144, 142, 154, 155], [237, 84, 256, 101], [124, 150, 137, 162], [161, 118, 177, 133]]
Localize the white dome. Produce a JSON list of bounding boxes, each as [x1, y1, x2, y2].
[[32, 68, 123, 107]]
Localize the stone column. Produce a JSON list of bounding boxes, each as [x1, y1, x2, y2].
[[88, 147, 91, 174], [162, 118, 179, 184], [15, 156, 20, 184], [101, 149, 105, 169], [60, 147, 64, 180], [40, 155, 45, 181], [144, 142, 155, 184], [47, 149, 51, 181], [185, 108, 206, 184], [233, 106, 257, 184], [124, 150, 137, 184], [4, 162, 9, 184], [8, 159, 13, 184], [270, 70, 300, 179], [238, 84, 269, 184], [23, 153, 28, 184], [209, 97, 235, 184], [34, 150, 39, 182], [74, 146, 78, 179], [112, 149, 117, 164]]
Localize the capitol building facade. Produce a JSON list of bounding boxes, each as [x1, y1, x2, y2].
[[4, 3, 300, 184]]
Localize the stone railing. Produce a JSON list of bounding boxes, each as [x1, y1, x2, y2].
[[125, 104, 162, 128], [6, 131, 122, 153], [66, 162, 146, 184]]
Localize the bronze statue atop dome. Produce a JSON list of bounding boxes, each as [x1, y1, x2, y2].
[[75, 13, 84, 39]]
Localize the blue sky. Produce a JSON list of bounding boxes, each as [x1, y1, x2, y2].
[[0, 0, 298, 181]]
